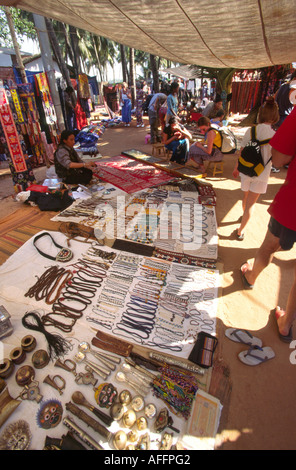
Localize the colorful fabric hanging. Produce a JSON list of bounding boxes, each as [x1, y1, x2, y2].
[[0, 87, 27, 173]]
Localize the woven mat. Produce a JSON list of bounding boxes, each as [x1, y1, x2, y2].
[[0, 207, 60, 264]]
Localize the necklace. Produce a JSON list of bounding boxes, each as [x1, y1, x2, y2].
[[33, 232, 73, 263]]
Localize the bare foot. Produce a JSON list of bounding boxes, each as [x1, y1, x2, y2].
[[240, 261, 253, 285], [275, 306, 291, 337]]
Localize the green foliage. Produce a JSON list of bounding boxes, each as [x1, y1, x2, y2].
[[0, 7, 37, 47]]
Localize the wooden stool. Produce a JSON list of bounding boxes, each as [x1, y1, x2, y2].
[[165, 149, 173, 161], [152, 143, 166, 158], [207, 160, 224, 176]]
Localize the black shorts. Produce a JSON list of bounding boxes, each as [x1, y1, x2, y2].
[[268, 217, 296, 251]]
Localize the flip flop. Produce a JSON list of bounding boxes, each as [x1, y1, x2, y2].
[[235, 229, 244, 241], [272, 307, 293, 343], [240, 262, 254, 289], [238, 345, 275, 366], [225, 328, 262, 347]]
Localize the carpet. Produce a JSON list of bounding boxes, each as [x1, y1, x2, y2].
[[0, 207, 60, 264], [95, 155, 176, 193]]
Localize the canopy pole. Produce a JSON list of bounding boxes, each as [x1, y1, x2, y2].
[[33, 13, 65, 132], [4, 6, 28, 84]]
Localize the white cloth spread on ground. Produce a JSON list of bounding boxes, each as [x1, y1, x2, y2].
[[0, 231, 220, 450]]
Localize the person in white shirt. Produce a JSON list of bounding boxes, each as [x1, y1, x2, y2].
[[232, 97, 280, 240]]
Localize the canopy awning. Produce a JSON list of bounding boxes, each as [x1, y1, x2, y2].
[[2, 0, 296, 69], [159, 65, 200, 80]]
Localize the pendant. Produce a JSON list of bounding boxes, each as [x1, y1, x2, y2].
[[56, 248, 73, 263]]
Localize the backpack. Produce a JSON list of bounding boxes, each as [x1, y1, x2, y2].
[[211, 124, 237, 154], [142, 94, 153, 113], [237, 126, 271, 177]]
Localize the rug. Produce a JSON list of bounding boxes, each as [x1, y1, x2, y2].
[[0, 207, 60, 264], [95, 155, 176, 193]]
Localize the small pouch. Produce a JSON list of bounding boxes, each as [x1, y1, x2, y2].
[[188, 332, 218, 368]]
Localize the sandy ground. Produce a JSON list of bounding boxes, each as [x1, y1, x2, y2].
[[0, 115, 295, 450]]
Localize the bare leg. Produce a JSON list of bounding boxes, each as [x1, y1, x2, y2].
[[242, 191, 248, 212], [276, 263, 296, 336], [237, 191, 260, 236], [242, 228, 281, 286]]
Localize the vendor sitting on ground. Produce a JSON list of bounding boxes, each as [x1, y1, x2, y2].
[[54, 130, 96, 185], [186, 116, 223, 173], [162, 116, 192, 164]]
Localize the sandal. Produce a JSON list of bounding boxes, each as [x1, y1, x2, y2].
[[240, 262, 254, 289], [272, 307, 293, 343], [235, 229, 244, 241], [238, 345, 275, 366], [225, 328, 262, 347]]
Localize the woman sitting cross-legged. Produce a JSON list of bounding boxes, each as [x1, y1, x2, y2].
[[186, 116, 223, 174], [162, 117, 192, 164], [54, 130, 97, 185]]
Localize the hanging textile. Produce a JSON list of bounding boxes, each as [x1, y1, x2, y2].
[[0, 86, 36, 192], [78, 74, 90, 99], [35, 73, 57, 126], [0, 87, 27, 173]]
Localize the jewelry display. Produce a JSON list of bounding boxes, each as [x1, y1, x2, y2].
[[0, 182, 221, 449], [63, 416, 104, 450], [33, 232, 73, 263], [153, 368, 198, 420], [22, 311, 72, 359], [71, 391, 113, 427]]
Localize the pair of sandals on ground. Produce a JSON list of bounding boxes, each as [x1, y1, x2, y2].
[[225, 328, 276, 366]]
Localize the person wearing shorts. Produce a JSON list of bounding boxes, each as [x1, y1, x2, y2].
[[233, 97, 279, 240], [241, 106, 296, 342]]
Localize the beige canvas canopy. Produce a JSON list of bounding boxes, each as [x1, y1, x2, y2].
[[2, 0, 296, 69]]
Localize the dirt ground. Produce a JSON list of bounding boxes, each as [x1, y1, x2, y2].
[[0, 115, 295, 450]]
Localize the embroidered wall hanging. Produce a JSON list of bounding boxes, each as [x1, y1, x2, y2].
[[0, 87, 27, 173]]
